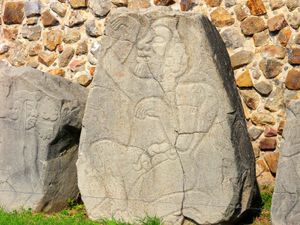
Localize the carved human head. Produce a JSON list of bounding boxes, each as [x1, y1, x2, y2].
[[134, 17, 188, 82]]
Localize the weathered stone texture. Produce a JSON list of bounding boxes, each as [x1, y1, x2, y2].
[[272, 100, 300, 225], [77, 9, 256, 225], [3, 1, 24, 24], [0, 63, 87, 213]]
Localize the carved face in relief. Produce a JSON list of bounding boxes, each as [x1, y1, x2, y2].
[[134, 18, 188, 82]]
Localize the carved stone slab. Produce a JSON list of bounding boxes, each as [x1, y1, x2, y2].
[[0, 63, 87, 213], [77, 8, 256, 224], [272, 100, 300, 225]]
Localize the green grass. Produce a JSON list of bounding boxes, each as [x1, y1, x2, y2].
[[0, 186, 274, 225], [0, 204, 162, 225], [252, 185, 273, 225]]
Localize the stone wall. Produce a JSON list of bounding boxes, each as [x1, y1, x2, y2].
[[0, 0, 297, 185]]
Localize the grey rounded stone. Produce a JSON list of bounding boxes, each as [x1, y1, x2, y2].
[[24, 0, 40, 17], [89, 0, 112, 17]]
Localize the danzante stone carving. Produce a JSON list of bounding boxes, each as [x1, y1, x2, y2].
[[77, 8, 257, 224], [272, 99, 300, 225], [0, 63, 87, 212]]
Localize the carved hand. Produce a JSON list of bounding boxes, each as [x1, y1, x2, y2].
[[135, 98, 170, 119]]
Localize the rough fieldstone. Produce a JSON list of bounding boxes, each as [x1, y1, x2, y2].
[[85, 20, 103, 37], [28, 43, 42, 56], [128, 0, 150, 8], [258, 45, 286, 59], [3, 1, 24, 24], [38, 51, 57, 66], [234, 4, 249, 21], [26, 17, 38, 25], [70, 0, 87, 8], [223, 0, 235, 7], [270, 0, 284, 10], [248, 126, 263, 141], [63, 28, 81, 43], [254, 80, 273, 96], [286, 0, 300, 11], [48, 68, 65, 76], [43, 30, 63, 51], [77, 8, 257, 225], [241, 16, 266, 35], [251, 112, 276, 125], [288, 48, 300, 64], [265, 87, 284, 112], [210, 7, 235, 27], [236, 69, 253, 87], [8, 42, 28, 67], [205, 0, 222, 7], [112, 0, 128, 6], [294, 32, 300, 44], [0, 43, 10, 55], [21, 25, 42, 41], [154, 0, 175, 6], [220, 28, 244, 49], [264, 126, 278, 137], [24, 0, 40, 17], [253, 30, 269, 47], [246, 0, 266, 16], [287, 8, 300, 29], [0, 63, 87, 213], [264, 152, 279, 174], [3, 28, 18, 41], [89, 66, 96, 76], [267, 14, 288, 32], [76, 41, 88, 55], [180, 0, 191, 11], [259, 59, 283, 79], [27, 58, 39, 68], [272, 99, 300, 224], [231, 50, 254, 69], [59, 47, 75, 67], [257, 170, 275, 186], [87, 54, 97, 65], [240, 89, 260, 110], [278, 27, 292, 46], [285, 68, 300, 90], [278, 119, 285, 135], [252, 142, 260, 158], [41, 10, 59, 27], [90, 41, 101, 57], [66, 10, 86, 27], [69, 59, 85, 72], [89, 0, 111, 16], [77, 74, 92, 86], [50, 2, 67, 17]]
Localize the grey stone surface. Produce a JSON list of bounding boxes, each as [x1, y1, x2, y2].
[[25, 0, 40, 17], [89, 0, 111, 17], [272, 99, 300, 225], [21, 25, 42, 41], [220, 27, 244, 49], [85, 20, 102, 37], [0, 63, 87, 213], [77, 8, 257, 225]]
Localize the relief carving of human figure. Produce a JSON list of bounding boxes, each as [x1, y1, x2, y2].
[[94, 15, 219, 219]]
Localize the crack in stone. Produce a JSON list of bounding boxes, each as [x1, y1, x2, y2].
[[174, 133, 186, 222]]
